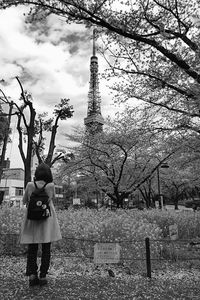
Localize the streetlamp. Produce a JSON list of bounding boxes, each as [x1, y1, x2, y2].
[[157, 163, 169, 209]]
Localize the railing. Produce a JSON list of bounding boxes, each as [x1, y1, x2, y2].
[[0, 234, 200, 278]]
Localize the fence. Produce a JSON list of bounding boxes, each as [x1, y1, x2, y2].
[[0, 234, 200, 278]]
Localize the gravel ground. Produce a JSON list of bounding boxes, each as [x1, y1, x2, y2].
[[0, 256, 200, 299]]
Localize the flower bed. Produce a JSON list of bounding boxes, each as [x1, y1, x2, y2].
[[0, 206, 199, 260]]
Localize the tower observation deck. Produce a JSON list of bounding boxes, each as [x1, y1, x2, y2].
[[84, 30, 104, 133]]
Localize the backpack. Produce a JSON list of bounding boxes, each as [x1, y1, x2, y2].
[[27, 181, 51, 221]]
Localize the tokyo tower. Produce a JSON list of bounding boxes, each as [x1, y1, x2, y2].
[[84, 30, 104, 133]]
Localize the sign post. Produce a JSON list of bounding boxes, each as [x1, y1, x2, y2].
[[169, 224, 178, 260], [145, 237, 151, 278]]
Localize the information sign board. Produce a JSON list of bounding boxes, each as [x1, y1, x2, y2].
[[73, 198, 81, 205], [94, 243, 120, 264], [169, 224, 178, 240]]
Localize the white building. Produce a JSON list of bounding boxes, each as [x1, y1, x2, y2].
[[0, 168, 24, 208]]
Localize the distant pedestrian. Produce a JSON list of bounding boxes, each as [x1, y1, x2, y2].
[[20, 163, 62, 287]]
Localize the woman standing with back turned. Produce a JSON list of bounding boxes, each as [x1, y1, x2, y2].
[[20, 163, 62, 287]]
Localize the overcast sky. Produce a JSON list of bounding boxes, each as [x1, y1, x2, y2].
[[0, 6, 119, 168]]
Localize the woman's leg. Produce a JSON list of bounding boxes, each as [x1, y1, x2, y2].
[[40, 242, 51, 278], [26, 243, 38, 276]]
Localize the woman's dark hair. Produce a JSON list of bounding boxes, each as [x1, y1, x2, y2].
[[34, 163, 53, 183]]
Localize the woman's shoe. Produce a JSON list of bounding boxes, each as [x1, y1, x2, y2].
[[39, 277, 48, 286], [29, 274, 40, 287]]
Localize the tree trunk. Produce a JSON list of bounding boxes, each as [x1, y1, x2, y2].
[[24, 162, 32, 188], [45, 117, 59, 166], [174, 199, 179, 210]]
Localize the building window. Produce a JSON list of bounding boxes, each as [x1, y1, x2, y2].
[[0, 187, 9, 196], [55, 187, 63, 195], [15, 187, 23, 196], [15, 200, 21, 208]]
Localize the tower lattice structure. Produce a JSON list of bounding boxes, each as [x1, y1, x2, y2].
[[84, 30, 104, 132]]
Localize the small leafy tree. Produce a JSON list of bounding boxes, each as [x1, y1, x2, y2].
[[162, 146, 200, 209], [33, 98, 74, 166]]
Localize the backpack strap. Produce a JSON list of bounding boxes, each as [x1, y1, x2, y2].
[[42, 182, 48, 189], [41, 182, 51, 209], [34, 181, 38, 189]]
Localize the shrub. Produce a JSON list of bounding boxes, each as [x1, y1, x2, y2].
[[141, 209, 200, 239], [0, 205, 24, 234], [0, 206, 199, 258]]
